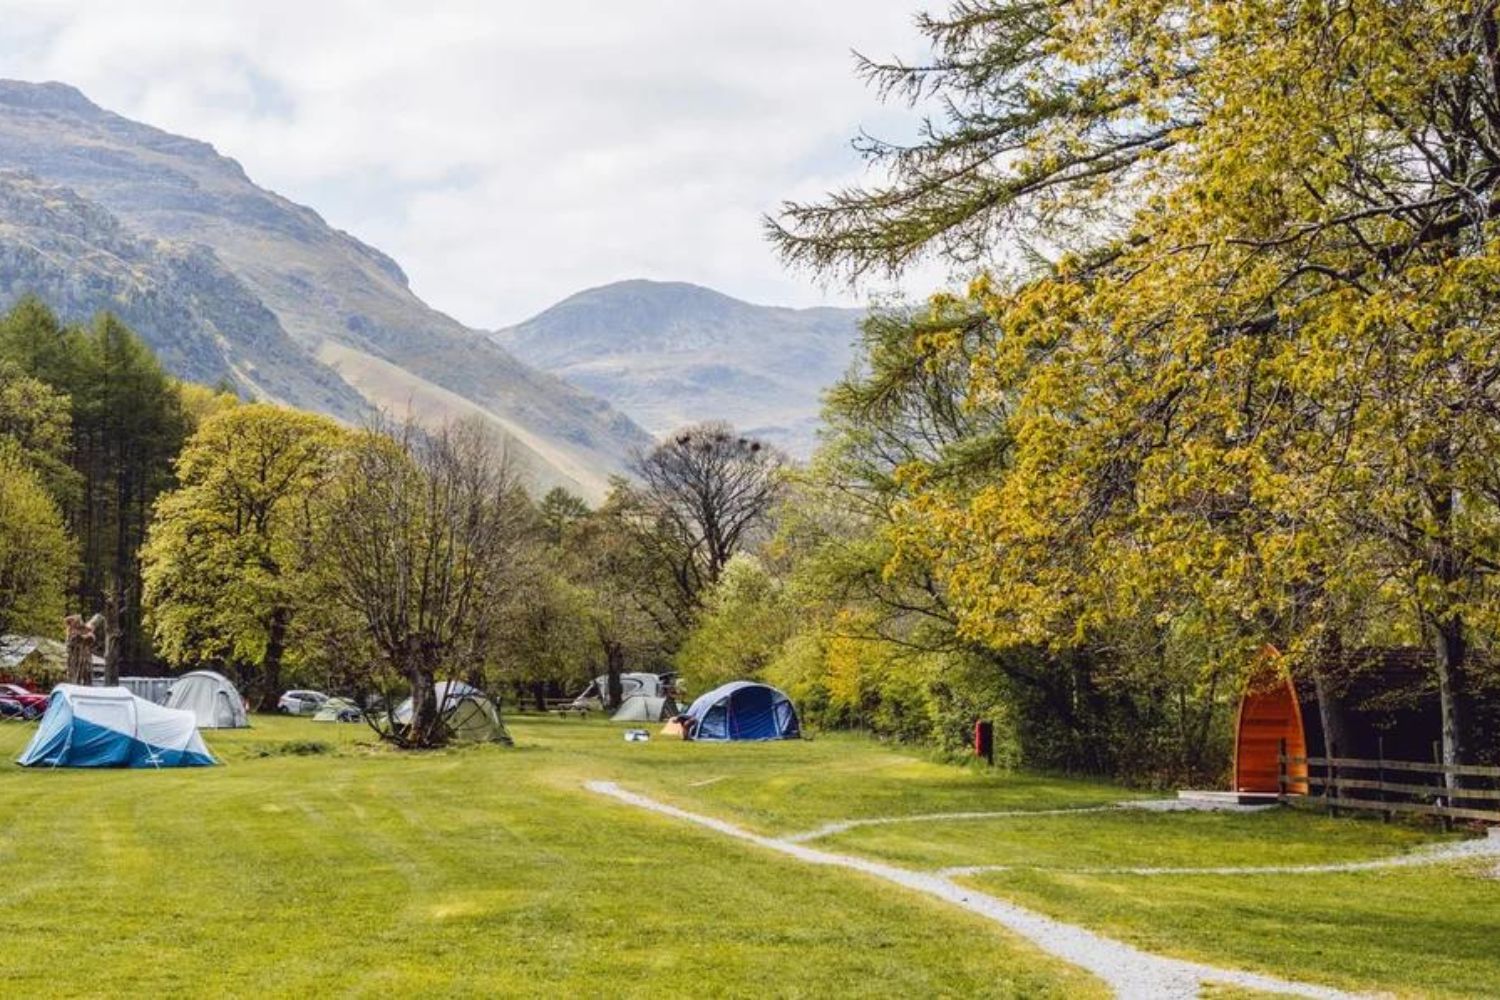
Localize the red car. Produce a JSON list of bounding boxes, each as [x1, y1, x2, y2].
[[0, 683, 48, 719]]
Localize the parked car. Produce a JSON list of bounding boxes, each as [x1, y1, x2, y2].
[[277, 690, 329, 716], [0, 683, 47, 719]]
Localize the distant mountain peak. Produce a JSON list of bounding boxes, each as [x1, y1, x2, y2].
[[496, 280, 866, 456], [0, 80, 99, 115]]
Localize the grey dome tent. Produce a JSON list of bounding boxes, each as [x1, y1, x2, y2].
[[395, 680, 509, 743], [610, 694, 679, 722], [165, 670, 249, 728], [683, 681, 800, 741]]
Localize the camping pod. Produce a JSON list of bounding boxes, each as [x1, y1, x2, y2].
[[18, 685, 215, 768], [683, 681, 800, 741], [166, 670, 249, 729], [1233, 646, 1500, 794]]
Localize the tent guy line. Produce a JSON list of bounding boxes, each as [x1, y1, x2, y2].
[[585, 781, 1366, 1000]]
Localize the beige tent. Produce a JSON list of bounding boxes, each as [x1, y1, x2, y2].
[[610, 694, 679, 723]]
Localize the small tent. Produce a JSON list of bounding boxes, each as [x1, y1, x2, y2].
[[312, 697, 362, 723], [611, 694, 679, 722], [17, 685, 215, 768], [166, 671, 249, 729], [683, 681, 800, 742], [395, 680, 509, 743]]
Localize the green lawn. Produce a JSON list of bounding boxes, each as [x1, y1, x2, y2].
[[0, 715, 1101, 998], [816, 808, 1442, 871], [0, 713, 1491, 998], [962, 865, 1500, 998]]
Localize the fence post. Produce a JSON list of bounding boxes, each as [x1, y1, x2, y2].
[[1278, 737, 1287, 801], [1377, 736, 1389, 823], [1433, 741, 1452, 832], [1326, 740, 1338, 818]]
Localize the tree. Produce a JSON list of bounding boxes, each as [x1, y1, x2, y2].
[[774, 1, 1500, 777], [322, 417, 528, 747], [0, 443, 71, 635], [142, 404, 347, 707], [0, 302, 188, 669], [625, 422, 787, 621], [675, 554, 793, 693], [766, 1, 1195, 280], [560, 498, 672, 708], [538, 487, 590, 545], [0, 358, 78, 506]]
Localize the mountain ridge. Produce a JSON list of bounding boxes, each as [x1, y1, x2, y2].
[[495, 277, 864, 455], [0, 78, 651, 499]]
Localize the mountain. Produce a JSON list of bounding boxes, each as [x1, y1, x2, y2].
[[494, 280, 864, 455], [0, 80, 652, 499]]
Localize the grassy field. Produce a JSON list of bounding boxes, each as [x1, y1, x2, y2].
[[0, 714, 1493, 998]]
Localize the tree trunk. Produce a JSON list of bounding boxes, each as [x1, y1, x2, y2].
[[1426, 464, 1470, 788], [605, 641, 625, 709], [531, 681, 547, 712], [261, 605, 290, 712], [1432, 610, 1469, 790], [64, 615, 95, 686], [102, 587, 123, 687], [407, 654, 440, 747]]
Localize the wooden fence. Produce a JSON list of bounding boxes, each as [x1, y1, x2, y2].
[[1278, 740, 1500, 827]]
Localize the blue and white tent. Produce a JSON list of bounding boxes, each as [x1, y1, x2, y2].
[[17, 685, 215, 768], [683, 681, 801, 742]]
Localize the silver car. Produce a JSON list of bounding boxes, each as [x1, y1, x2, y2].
[[277, 690, 329, 716]]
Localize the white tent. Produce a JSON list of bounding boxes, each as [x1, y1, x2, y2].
[[571, 672, 667, 710], [611, 694, 679, 722], [165, 670, 249, 729], [395, 680, 508, 743], [18, 685, 215, 767]]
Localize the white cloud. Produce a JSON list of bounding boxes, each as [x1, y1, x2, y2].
[[0, 0, 960, 326]]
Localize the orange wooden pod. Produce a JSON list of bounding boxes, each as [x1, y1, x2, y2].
[[1233, 647, 1309, 794]]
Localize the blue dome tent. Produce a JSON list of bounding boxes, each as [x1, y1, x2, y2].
[[683, 681, 800, 741], [17, 685, 215, 768]]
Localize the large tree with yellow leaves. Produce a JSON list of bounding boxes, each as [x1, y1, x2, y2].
[[775, 1, 1500, 770]]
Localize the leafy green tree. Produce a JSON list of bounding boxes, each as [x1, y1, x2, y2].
[[560, 495, 673, 707], [0, 301, 188, 668], [784, 0, 1500, 774], [0, 358, 78, 507], [675, 554, 793, 693], [0, 441, 72, 634], [322, 417, 530, 747], [538, 487, 590, 545], [142, 404, 347, 707]]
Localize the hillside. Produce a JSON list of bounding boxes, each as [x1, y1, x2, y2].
[[0, 80, 651, 498], [494, 279, 863, 455]]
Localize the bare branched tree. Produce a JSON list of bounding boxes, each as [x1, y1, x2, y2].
[[322, 416, 527, 748], [627, 422, 787, 618]]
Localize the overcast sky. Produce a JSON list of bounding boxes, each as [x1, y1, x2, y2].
[[0, 0, 953, 328]]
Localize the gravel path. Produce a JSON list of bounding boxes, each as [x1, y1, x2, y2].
[[586, 780, 1371, 999], [783, 797, 1276, 844], [783, 805, 1117, 843], [938, 830, 1500, 878]]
